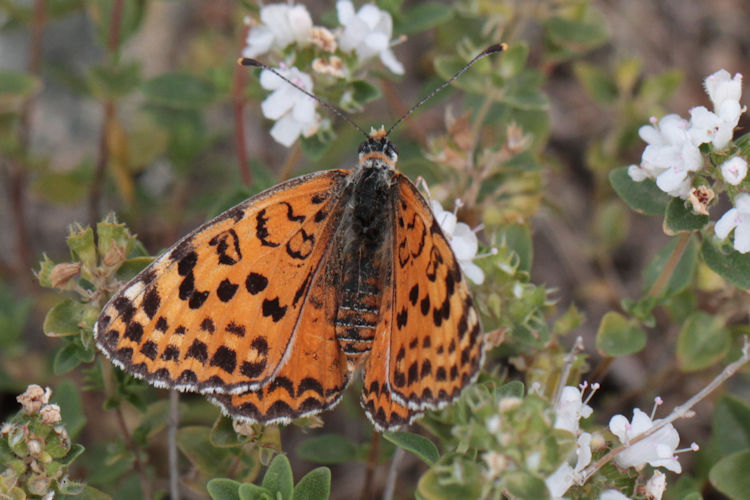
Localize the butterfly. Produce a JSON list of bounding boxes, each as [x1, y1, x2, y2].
[[94, 44, 505, 431]]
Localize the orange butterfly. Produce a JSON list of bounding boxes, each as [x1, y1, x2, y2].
[[95, 44, 505, 430]]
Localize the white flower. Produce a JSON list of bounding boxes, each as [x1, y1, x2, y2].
[[599, 490, 632, 500], [705, 70, 743, 111], [609, 408, 681, 473], [687, 69, 744, 150], [545, 432, 592, 499], [629, 114, 702, 198], [336, 0, 404, 74], [715, 193, 750, 253], [260, 66, 320, 147], [720, 156, 748, 185], [243, 3, 313, 58], [554, 386, 594, 435], [645, 470, 667, 500], [431, 200, 484, 284]]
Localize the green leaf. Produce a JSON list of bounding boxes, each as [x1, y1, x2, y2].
[[0, 70, 41, 112], [496, 380, 525, 399], [238, 483, 273, 500], [54, 379, 87, 439], [701, 238, 750, 290], [207, 478, 241, 500], [574, 62, 617, 105], [664, 198, 709, 234], [60, 443, 86, 466], [54, 342, 85, 374], [709, 450, 750, 500], [642, 235, 699, 297], [261, 454, 294, 500], [115, 257, 153, 281], [595, 311, 646, 356], [141, 73, 218, 109], [177, 426, 235, 477], [350, 80, 382, 104], [417, 456, 481, 499], [505, 470, 550, 499], [609, 166, 670, 215], [296, 434, 360, 464], [383, 431, 439, 465], [67, 226, 97, 270], [292, 468, 331, 500], [501, 70, 550, 110], [713, 395, 750, 456], [57, 484, 112, 500], [677, 312, 730, 372], [396, 2, 454, 34], [641, 70, 683, 104], [545, 13, 609, 48], [497, 224, 532, 273], [86, 62, 142, 99], [43, 299, 84, 338]]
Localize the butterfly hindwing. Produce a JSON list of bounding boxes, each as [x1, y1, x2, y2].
[[95, 170, 351, 395], [210, 247, 352, 424]]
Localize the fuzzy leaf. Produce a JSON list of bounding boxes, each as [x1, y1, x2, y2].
[[664, 198, 709, 234], [262, 454, 294, 500], [609, 166, 670, 215], [296, 434, 360, 464], [677, 312, 730, 372], [207, 478, 241, 500], [292, 468, 331, 500], [701, 238, 750, 290], [709, 450, 750, 500], [383, 431, 439, 465], [595, 311, 646, 356]]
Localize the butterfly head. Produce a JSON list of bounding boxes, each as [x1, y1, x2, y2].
[[358, 126, 399, 168]]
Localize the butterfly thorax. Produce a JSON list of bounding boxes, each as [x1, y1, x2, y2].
[[332, 137, 399, 369]]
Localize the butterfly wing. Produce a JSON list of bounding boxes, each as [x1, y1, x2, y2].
[[95, 169, 351, 395], [361, 174, 482, 429], [209, 244, 351, 424]]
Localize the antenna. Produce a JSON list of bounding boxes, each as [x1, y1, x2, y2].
[[238, 43, 507, 140], [385, 43, 508, 137], [238, 57, 370, 139]]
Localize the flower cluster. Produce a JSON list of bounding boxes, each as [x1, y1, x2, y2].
[[1, 385, 83, 498], [243, 1, 404, 146], [627, 69, 750, 253], [544, 388, 693, 500]]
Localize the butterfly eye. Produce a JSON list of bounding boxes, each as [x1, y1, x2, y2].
[[386, 142, 399, 158]]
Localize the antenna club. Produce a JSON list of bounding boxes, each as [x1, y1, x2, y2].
[[482, 43, 509, 56], [238, 57, 262, 68]]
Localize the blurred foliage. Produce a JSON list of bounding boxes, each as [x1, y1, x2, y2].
[[0, 0, 749, 499]]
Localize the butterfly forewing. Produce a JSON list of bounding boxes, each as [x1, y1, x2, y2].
[[95, 170, 351, 395]]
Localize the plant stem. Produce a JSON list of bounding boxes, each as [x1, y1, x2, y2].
[[647, 232, 691, 298], [360, 432, 381, 500], [382, 447, 404, 500], [233, 23, 252, 186], [579, 338, 750, 482], [168, 390, 180, 500], [278, 144, 301, 182], [88, 0, 124, 226]]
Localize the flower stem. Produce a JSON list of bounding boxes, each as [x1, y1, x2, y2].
[[647, 232, 691, 298], [233, 23, 252, 187], [579, 337, 750, 482]]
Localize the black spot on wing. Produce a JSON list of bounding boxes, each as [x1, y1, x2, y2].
[[256, 209, 280, 247], [177, 251, 198, 276], [226, 322, 245, 337], [217, 279, 239, 302], [282, 201, 305, 222], [246, 272, 268, 294], [140, 341, 158, 360], [210, 346, 237, 374], [262, 297, 287, 322], [185, 339, 208, 364]]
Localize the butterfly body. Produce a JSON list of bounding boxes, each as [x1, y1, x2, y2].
[[96, 129, 482, 430]]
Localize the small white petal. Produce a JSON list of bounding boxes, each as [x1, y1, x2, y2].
[[628, 164, 651, 181], [358, 4, 384, 30], [638, 124, 664, 146], [336, 0, 355, 24], [545, 462, 574, 498], [599, 490, 632, 500], [733, 219, 750, 253], [261, 88, 294, 120], [609, 414, 629, 441], [292, 95, 316, 123], [379, 48, 405, 75], [243, 26, 274, 58], [735, 193, 750, 212], [288, 5, 313, 43], [269, 114, 303, 147], [452, 223, 478, 260], [715, 208, 739, 239], [460, 261, 484, 285], [718, 99, 742, 125], [656, 166, 688, 193], [720, 157, 747, 185]]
